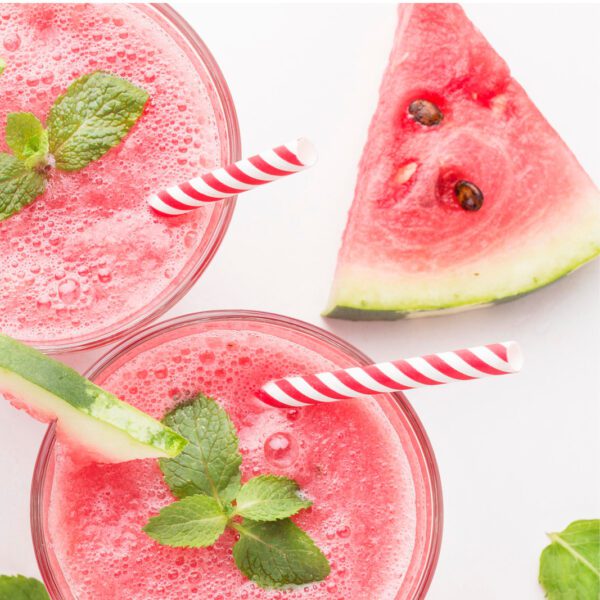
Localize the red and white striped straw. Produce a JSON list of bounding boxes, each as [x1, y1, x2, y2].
[[256, 341, 523, 408], [149, 138, 317, 216]]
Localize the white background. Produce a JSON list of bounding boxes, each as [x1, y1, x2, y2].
[[2, 4, 599, 599]]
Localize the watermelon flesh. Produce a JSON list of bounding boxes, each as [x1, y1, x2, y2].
[[325, 4, 600, 319]]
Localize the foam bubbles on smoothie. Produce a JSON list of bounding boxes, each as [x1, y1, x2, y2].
[[0, 3, 222, 345], [2, 31, 20, 51], [36, 294, 52, 310], [57, 278, 81, 304], [264, 432, 299, 468]]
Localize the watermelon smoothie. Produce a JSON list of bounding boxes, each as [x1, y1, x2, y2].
[[32, 312, 442, 599], [0, 4, 239, 352]]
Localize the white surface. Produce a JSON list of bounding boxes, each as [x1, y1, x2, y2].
[[2, 3, 599, 599]]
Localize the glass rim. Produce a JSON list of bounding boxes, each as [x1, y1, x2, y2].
[[28, 3, 241, 355], [31, 310, 443, 599]]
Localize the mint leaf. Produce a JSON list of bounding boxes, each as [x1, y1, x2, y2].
[[47, 71, 148, 171], [235, 475, 312, 522], [6, 113, 49, 169], [0, 58, 5, 76], [159, 395, 242, 505], [233, 519, 330, 589], [0, 154, 46, 221], [143, 495, 228, 548], [0, 575, 50, 600], [539, 519, 599, 599]]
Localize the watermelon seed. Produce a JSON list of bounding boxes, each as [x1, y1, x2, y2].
[[454, 180, 484, 211], [394, 161, 418, 185], [408, 100, 443, 126]]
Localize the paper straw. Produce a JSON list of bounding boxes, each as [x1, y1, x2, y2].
[[149, 138, 317, 216], [256, 341, 523, 408]]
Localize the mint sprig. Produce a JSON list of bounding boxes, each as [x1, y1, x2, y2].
[[6, 113, 49, 170], [144, 395, 330, 589], [233, 519, 330, 589], [0, 58, 5, 76], [47, 71, 148, 171], [0, 154, 46, 221], [539, 519, 599, 599], [159, 394, 242, 505], [0, 575, 50, 599], [235, 474, 312, 521], [0, 71, 148, 222], [144, 495, 228, 548]]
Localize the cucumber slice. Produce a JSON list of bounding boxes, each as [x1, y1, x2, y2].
[[0, 334, 187, 463]]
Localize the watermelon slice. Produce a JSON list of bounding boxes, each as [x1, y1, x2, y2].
[[0, 334, 187, 463], [325, 4, 600, 319]]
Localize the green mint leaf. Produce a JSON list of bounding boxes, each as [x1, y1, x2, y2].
[[0, 153, 46, 221], [233, 519, 330, 589], [0, 575, 50, 600], [235, 475, 312, 522], [47, 71, 148, 171], [6, 113, 49, 169], [539, 519, 599, 599], [143, 495, 228, 548], [159, 395, 242, 505], [0, 58, 5, 76]]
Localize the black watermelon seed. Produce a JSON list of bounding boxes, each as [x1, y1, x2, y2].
[[454, 180, 484, 211], [408, 100, 443, 126]]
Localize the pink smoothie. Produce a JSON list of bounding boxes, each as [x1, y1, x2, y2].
[[0, 4, 233, 349], [42, 314, 439, 599]]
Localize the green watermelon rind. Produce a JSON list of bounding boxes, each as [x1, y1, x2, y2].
[[324, 244, 600, 320]]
